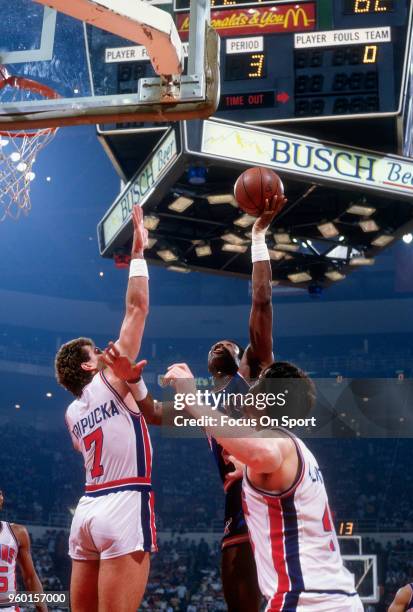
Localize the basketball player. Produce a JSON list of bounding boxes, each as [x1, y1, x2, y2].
[[206, 194, 286, 611], [162, 361, 364, 612], [101, 193, 286, 611], [389, 584, 413, 611], [55, 205, 155, 612], [0, 489, 46, 612]]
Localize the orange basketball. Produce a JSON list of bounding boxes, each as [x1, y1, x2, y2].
[[234, 167, 284, 217]]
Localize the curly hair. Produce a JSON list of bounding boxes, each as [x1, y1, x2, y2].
[[55, 337, 95, 397]]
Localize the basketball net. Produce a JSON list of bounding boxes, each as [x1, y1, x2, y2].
[[0, 67, 60, 221]]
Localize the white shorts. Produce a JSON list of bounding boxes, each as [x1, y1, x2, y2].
[[266, 593, 364, 611], [69, 489, 157, 561]]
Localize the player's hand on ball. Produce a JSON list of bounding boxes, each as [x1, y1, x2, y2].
[[163, 363, 197, 395], [253, 195, 288, 235], [131, 204, 149, 255], [101, 341, 147, 382]]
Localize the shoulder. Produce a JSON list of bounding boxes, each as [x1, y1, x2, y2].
[[239, 345, 272, 380], [9, 523, 29, 547]]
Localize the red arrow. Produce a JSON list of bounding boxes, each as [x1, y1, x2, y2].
[[276, 92, 290, 104]]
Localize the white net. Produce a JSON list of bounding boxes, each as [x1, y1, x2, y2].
[[0, 67, 58, 221], [0, 130, 55, 221]]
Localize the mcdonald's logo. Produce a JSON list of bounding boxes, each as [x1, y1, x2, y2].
[[284, 7, 313, 29], [176, 2, 315, 39]]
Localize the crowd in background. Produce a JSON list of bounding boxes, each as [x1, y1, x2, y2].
[[13, 527, 413, 611], [2, 329, 413, 610]]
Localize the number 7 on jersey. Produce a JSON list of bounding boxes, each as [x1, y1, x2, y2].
[[84, 427, 105, 478]]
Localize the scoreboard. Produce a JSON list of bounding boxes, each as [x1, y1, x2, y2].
[[87, 0, 412, 127]]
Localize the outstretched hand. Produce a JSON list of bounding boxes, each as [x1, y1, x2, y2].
[[253, 194, 288, 235], [162, 363, 197, 396], [100, 341, 147, 382], [131, 205, 149, 256]]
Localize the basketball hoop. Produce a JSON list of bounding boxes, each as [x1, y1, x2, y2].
[[0, 66, 60, 221]]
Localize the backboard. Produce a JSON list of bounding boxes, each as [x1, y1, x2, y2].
[[0, 0, 220, 130]]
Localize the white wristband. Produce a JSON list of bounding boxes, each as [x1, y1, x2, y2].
[[129, 258, 149, 279], [130, 377, 148, 401], [251, 233, 270, 263]]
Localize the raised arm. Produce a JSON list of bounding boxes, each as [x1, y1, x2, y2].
[[240, 195, 287, 378], [388, 585, 412, 612], [116, 205, 149, 361], [13, 525, 47, 612], [163, 363, 293, 474]]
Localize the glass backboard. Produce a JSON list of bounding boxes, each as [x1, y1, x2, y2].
[[0, 0, 219, 130]]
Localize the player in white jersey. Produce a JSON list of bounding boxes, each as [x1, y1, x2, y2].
[[55, 206, 154, 612], [163, 362, 364, 612], [0, 490, 46, 612]]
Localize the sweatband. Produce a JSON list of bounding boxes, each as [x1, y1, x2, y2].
[[129, 258, 149, 279], [129, 377, 148, 400], [251, 230, 270, 263]]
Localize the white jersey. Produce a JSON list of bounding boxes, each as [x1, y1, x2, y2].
[[0, 522, 18, 605], [65, 370, 153, 496], [242, 434, 360, 611]]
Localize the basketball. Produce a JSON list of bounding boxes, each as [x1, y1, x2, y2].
[[234, 167, 284, 217]]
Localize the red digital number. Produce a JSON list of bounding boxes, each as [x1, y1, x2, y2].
[[84, 427, 104, 478]]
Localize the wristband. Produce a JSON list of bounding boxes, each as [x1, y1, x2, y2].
[[128, 377, 148, 400], [251, 231, 270, 263], [129, 258, 149, 279]]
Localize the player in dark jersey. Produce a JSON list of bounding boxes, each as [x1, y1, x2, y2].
[[389, 584, 413, 611], [204, 193, 286, 611], [100, 193, 287, 612]]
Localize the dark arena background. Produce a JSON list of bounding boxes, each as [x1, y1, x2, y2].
[[1, 0, 413, 610]]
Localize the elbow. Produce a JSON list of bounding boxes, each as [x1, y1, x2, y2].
[[127, 300, 149, 320], [248, 448, 281, 473], [253, 285, 272, 307]]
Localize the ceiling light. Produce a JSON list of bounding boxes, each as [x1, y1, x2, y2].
[[222, 243, 248, 253], [350, 256, 375, 266], [403, 233, 413, 244], [168, 265, 191, 273], [147, 237, 158, 249], [371, 235, 393, 247], [359, 219, 379, 232], [338, 235, 345, 242], [195, 244, 212, 257], [234, 214, 256, 228], [288, 272, 312, 283], [318, 222, 339, 238], [272, 243, 299, 252], [168, 196, 193, 213], [269, 250, 285, 261], [325, 270, 346, 281], [347, 204, 376, 216], [99, 271, 104, 277], [15, 404, 20, 409], [274, 232, 291, 244], [144, 215, 160, 230], [221, 232, 247, 246], [207, 194, 237, 206], [46, 392, 52, 398], [157, 248, 178, 262], [327, 245, 348, 259]]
